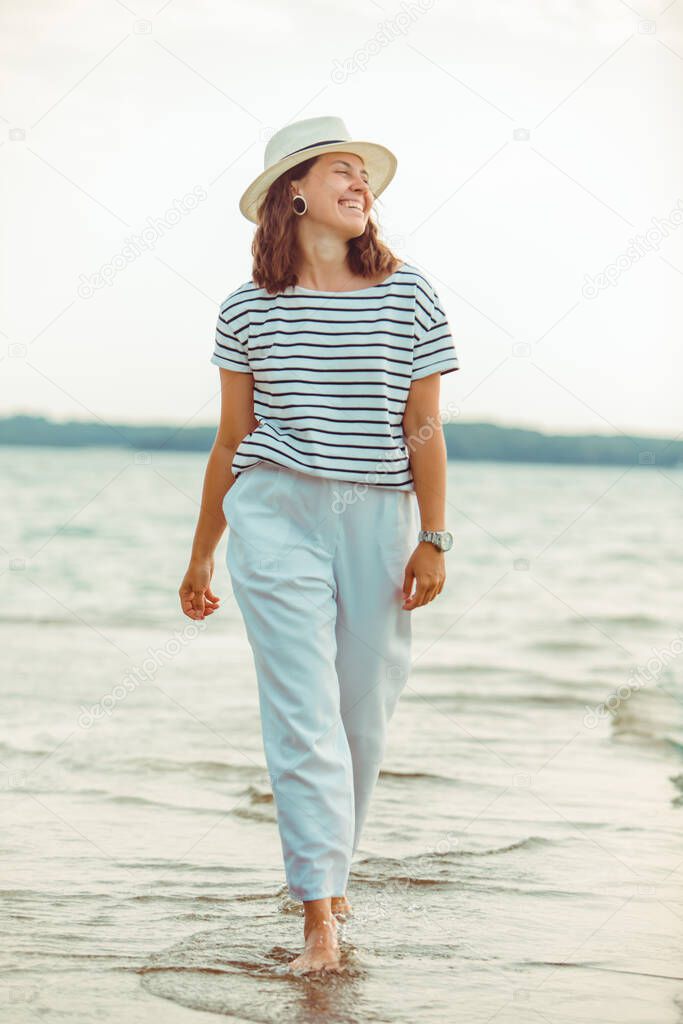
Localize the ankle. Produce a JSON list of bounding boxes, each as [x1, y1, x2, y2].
[[303, 913, 337, 941]]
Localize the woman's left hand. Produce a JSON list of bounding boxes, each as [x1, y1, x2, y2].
[[401, 542, 446, 610]]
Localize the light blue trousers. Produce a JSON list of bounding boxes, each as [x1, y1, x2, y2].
[[224, 461, 416, 901]]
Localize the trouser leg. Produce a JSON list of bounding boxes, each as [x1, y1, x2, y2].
[[225, 465, 354, 901], [332, 484, 416, 854]]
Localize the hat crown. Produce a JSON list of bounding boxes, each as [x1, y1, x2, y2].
[[264, 116, 352, 171]]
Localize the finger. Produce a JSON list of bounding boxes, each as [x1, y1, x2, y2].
[[419, 579, 440, 607], [180, 590, 198, 615], [403, 580, 428, 610]]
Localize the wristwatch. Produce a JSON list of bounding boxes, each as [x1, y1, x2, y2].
[[418, 529, 453, 552]]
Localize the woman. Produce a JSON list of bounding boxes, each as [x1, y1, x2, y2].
[[179, 116, 459, 974]]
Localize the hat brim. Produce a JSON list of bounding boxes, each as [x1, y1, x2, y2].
[[238, 140, 397, 224]]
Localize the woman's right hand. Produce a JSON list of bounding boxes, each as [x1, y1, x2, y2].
[[179, 556, 221, 621]]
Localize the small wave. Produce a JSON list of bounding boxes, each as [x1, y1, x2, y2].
[[417, 663, 504, 676], [243, 784, 273, 804], [0, 614, 177, 627], [610, 686, 683, 756], [117, 861, 244, 874], [351, 837, 554, 886], [130, 893, 237, 905], [55, 525, 97, 537], [378, 769, 450, 782], [0, 741, 53, 759], [64, 789, 231, 816], [232, 784, 276, 823], [403, 691, 591, 711], [105, 756, 264, 781], [532, 639, 597, 652], [467, 836, 552, 856], [527, 960, 683, 982], [670, 773, 683, 806], [591, 614, 663, 628]]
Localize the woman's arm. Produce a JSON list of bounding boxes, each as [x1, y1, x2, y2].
[[403, 373, 448, 531], [179, 368, 258, 620], [400, 373, 448, 610]]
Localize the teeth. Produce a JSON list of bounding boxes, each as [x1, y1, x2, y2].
[[339, 200, 363, 211]]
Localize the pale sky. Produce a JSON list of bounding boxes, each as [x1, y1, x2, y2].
[[1, 0, 682, 438]]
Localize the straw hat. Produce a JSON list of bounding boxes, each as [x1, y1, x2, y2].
[[239, 115, 398, 224]]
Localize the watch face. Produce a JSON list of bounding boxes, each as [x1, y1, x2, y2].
[[440, 531, 454, 551]]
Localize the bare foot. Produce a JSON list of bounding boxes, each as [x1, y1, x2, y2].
[[331, 895, 352, 920], [287, 916, 342, 975]]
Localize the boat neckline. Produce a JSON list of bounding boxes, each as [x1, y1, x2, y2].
[[287, 262, 407, 295]]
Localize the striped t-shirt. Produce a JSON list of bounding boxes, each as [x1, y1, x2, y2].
[[210, 262, 459, 491]]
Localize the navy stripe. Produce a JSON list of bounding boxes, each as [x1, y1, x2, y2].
[[210, 262, 459, 489]]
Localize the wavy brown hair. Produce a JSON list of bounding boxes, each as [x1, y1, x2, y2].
[[250, 155, 401, 295]]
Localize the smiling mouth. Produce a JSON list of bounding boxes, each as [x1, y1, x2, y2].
[[338, 201, 365, 214]]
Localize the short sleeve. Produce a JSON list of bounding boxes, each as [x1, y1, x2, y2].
[[411, 278, 460, 381], [210, 294, 251, 374]]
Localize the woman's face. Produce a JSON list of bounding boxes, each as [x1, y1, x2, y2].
[[291, 152, 374, 237]]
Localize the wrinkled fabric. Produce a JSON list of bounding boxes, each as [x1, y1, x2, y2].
[[224, 460, 416, 901]]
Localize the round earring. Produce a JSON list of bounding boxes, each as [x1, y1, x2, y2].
[[292, 193, 307, 216]]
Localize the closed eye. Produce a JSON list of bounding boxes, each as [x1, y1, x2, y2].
[[337, 169, 369, 184]]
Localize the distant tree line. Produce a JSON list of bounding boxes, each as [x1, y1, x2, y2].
[[0, 414, 679, 466]]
